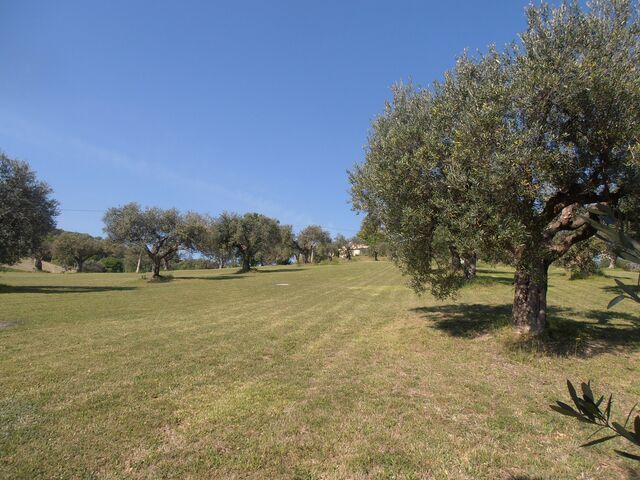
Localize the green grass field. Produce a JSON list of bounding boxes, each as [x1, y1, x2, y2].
[[1, 261, 638, 479]]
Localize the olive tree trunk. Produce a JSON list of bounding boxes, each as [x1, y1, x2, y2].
[[512, 260, 549, 335], [241, 254, 251, 273], [462, 252, 477, 279], [152, 258, 162, 278]]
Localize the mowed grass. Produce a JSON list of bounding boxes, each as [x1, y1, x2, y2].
[[0, 262, 638, 479]]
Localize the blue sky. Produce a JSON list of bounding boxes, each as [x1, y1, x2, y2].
[[0, 1, 532, 238]]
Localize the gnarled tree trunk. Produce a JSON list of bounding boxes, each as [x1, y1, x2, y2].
[[462, 252, 477, 279], [512, 259, 549, 335]]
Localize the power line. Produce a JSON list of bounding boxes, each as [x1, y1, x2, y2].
[[60, 209, 105, 212]]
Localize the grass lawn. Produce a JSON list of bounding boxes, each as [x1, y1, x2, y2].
[[0, 261, 638, 479]]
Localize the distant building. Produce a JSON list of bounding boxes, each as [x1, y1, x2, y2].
[[351, 244, 369, 256]]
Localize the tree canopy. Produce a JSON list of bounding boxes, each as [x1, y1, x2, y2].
[[350, 0, 640, 334], [52, 232, 103, 272], [103, 203, 196, 278], [217, 212, 282, 272], [0, 154, 59, 265], [297, 225, 332, 263]]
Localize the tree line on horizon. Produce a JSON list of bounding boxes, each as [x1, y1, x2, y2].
[[0, 154, 387, 277]]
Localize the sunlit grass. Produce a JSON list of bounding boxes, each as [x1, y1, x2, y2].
[[0, 262, 638, 478]]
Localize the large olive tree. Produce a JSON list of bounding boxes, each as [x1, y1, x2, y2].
[[103, 203, 194, 278], [0, 154, 58, 265], [350, 0, 640, 334], [217, 212, 282, 272]]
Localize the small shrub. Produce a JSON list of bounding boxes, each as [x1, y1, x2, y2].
[[100, 257, 124, 273], [82, 260, 106, 273], [319, 258, 341, 265]]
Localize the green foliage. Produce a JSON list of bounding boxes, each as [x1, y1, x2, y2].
[[186, 213, 234, 268], [216, 212, 282, 272], [0, 154, 59, 265], [103, 203, 197, 277], [551, 380, 640, 462], [99, 256, 124, 273], [82, 259, 107, 273], [349, 0, 640, 330], [358, 215, 388, 260], [52, 232, 104, 272], [171, 258, 218, 270], [585, 204, 640, 308], [296, 225, 332, 263], [557, 237, 604, 280], [265, 224, 296, 265]]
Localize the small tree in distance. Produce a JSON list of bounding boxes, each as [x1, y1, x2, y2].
[[217, 212, 282, 272], [52, 232, 103, 272], [297, 225, 331, 263], [358, 215, 387, 261]]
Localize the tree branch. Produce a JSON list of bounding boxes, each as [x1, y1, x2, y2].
[[548, 224, 596, 260]]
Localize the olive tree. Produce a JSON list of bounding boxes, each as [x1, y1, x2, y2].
[[358, 215, 388, 261], [217, 212, 282, 272], [103, 203, 194, 278], [350, 0, 640, 334], [297, 225, 332, 263], [52, 232, 103, 272], [187, 213, 233, 269], [0, 154, 58, 265]]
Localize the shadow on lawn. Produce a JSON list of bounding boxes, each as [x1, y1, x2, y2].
[[177, 275, 243, 281], [0, 285, 137, 294], [411, 303, 640, 357], [255, 268, 306, 273], [468, 274, 514, 287]]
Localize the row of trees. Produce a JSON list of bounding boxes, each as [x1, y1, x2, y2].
[[0, 154, 377, 276], [350, 0, 640, 335], [102, 203, 373, 278]]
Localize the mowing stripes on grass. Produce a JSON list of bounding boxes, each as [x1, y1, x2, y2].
[[0, 262, 638, 479]]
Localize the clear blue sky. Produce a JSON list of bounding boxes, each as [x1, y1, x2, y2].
[[0, 1, 533, 238]]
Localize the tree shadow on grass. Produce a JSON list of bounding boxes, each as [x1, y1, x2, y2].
[[256, 268, 306, 273], [468, 275, 515, 287], [0, 285, 137, 294], [175, 275, 243, 281], [411, 303, 640, 358], [411, 303, 512, 338]]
